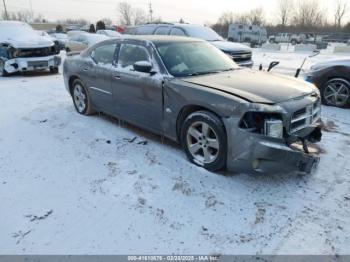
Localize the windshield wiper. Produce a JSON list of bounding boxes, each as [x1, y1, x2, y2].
[[185, 68, 237, 77], [186, 71, 221, 76], [221, 68, 236, 72]]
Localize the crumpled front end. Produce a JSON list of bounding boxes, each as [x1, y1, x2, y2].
[[224, 92, 322, 174], [4, 55, 61, 73]]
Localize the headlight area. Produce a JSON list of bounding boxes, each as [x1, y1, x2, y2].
[[239, 112, 284, 139]]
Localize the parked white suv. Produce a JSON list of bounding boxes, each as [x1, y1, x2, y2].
[[0, 21, 61, 76]]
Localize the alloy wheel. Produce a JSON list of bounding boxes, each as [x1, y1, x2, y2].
[[73, 84, 87, 113], [324, 79, 350, 107], [186, 121, 220, 164]]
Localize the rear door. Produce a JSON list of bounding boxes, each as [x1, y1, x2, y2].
[[111, 42, 163, 133], [154, 26, 170, 35], [82, 41, 117, 112], [170, 27, 187, 37]]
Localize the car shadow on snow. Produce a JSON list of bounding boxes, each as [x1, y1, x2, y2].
[[94, 112, 319, 183]]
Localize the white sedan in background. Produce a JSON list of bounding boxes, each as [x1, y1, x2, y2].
[[65, 33, 108, 53], [96, 30, 122, 38]]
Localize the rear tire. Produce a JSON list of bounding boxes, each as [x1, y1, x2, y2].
[[0, 59, 9, 77], [321, 78, 350, 108], [71, 79, 95, 115], [181, 111, 227, 172]]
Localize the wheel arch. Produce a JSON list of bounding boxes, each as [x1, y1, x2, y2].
[[68, 75, 81, 95], [176, 104, 226, 142]]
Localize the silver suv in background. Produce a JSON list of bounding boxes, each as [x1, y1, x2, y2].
[[125, 23, 253, 67]]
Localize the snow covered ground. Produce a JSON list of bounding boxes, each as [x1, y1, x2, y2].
[[0, 49, 350, 255]]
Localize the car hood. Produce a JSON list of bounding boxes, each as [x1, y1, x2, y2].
[[311, 58, 350, 70], [182, 69, 317, 104], [0, 34, 54, 48], [209, 40, 251, 53]]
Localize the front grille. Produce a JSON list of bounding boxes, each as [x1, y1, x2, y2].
[[224, 51, 252, 62], [17, 47, 55, 58], [28, 61, 49, 67], [290, 99, 321, 133]]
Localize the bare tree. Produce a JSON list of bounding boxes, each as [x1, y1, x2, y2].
[[292, 0, 326, 29], [133, 7, 147, 25], [57, 18, 90, 26], [101, 18, 113, 27], [235, 13, 249, 24], [246, 8, 265, 26], [1, 10, 45, 23], [117, 1, 149, 26], [277, 0, 293, 26], [215, 11, 235, 37], [118, 1, 133, 26], [334, 0, 347, 27]]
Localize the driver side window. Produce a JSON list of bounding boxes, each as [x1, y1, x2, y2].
[[118, 44, 150, 69]]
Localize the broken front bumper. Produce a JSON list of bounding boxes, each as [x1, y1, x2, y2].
[[4, 55, 61, 73], [223, 118, 322, 175]]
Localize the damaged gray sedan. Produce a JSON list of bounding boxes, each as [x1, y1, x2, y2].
[[63, 36, 322, 174]]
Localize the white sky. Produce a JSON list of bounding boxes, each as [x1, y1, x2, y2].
[[1, 0, 350, 25]]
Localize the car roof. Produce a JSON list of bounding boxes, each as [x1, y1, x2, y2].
[[128, 23, 210, 30], [118, 35, 204, 44]]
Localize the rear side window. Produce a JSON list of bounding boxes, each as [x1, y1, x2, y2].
[[137, 26, 156, 35], [155, 27, 170, 35], [170, 28, 186, 36], [118, 44, 150, 68], [91, 43, 117, 65]]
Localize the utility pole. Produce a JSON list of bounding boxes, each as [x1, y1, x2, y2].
[[2, 0, 9, 20], [29, 0, 34, 20], [149, 2, 153, 23]]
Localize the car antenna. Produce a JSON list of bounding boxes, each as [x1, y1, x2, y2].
[[295, 50, 320, 78]]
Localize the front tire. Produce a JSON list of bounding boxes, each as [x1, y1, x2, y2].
[[71, 79, 95, 115], [181, 111, 227, 172], [50, 67, 59, 74], [321, 78, 350, 108]]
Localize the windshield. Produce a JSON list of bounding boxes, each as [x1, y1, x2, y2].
[[156, 41, 238, 77], [185, 26, 223, 41]]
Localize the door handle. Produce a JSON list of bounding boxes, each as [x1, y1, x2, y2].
[[83, 68, 89, 72], [114, 75, 121, 80]]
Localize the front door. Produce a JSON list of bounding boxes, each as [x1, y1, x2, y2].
[[111, 42, 163, 133]]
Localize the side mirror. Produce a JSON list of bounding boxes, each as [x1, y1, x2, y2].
[[133, 61, 153, 73]]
